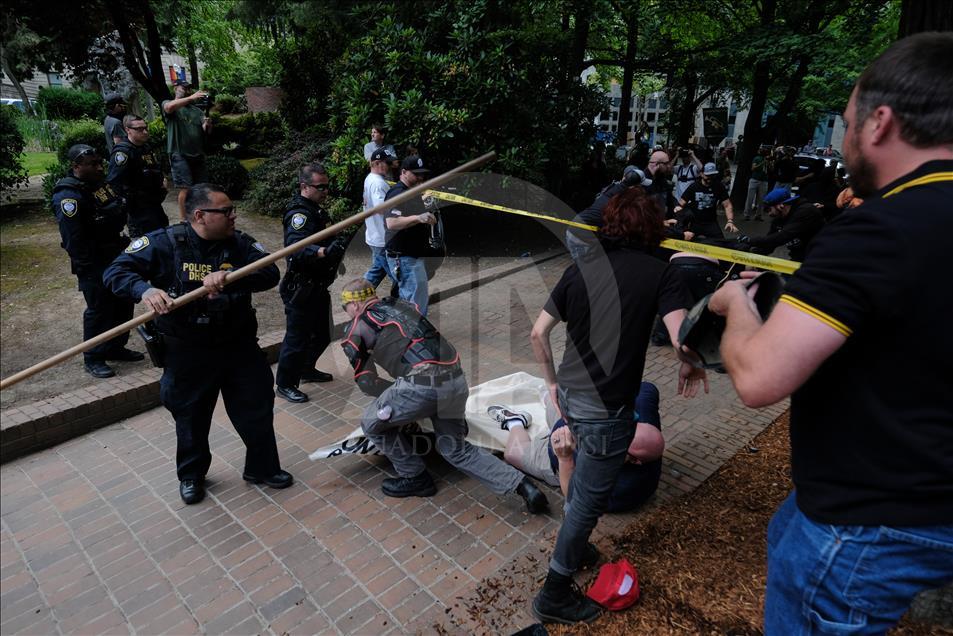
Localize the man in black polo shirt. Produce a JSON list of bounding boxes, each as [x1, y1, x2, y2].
[[384, 155, 438, 316], [709, 33, 953, 634]]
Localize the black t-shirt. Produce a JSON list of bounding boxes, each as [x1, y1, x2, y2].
[[680, 180, 729, 224], [544, 244, 692, 409], [776, 156, 797, 182], [384, 180, 430, 256], [569, 181, 627, 241], [781, 159, 953, 526]]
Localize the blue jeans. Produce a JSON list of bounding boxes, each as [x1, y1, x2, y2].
[[363, 246, 393, 287], [387, 255, 429, 316], [765, 491, 953, 635], [550, 388, 634, 576]]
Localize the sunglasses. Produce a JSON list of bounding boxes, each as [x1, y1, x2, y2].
[[303, 182, 329, 191], [199, 206, 237, 216], [127, 126, 148, 132]]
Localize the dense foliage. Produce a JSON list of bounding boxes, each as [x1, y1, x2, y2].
[[0, 106, 30, 197], [36, 87, 104, 121], [205, 154, 250, 199]]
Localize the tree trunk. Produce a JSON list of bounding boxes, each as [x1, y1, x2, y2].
[[898, 0, 953, 37], [0, 52, 34, 116], [187, 41, 199, 87], [675, 69, 698, 146], [615, 12, 638, 146], [730, 60, 770, 209]]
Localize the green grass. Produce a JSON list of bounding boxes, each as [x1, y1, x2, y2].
[[20, 152, 57, 176]]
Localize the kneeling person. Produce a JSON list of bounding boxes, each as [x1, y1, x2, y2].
[[500, 381, 663, 513], [104, 184, 292, 505], [340, 279, 548, 513]]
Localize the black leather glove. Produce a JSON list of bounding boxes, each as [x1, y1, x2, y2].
[[325, 236, 347, 260]]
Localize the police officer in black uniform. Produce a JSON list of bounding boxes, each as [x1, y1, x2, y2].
[[107, 114, 169, 238], [103, 183, 292, 505], [53, 144, 143, 378], [274, 162, 348, 403]]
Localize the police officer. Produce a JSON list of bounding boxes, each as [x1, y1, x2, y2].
[[274, 162, 347, 403], [107, 114, 169, 238], [745, 187, 824, 262], [339, 278, 548, 512], [103, 183, 292, 505], [53, 144, 143, 378]]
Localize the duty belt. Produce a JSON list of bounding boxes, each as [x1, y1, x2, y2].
[[407, 366, 463, 387]]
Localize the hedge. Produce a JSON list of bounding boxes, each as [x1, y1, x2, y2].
[[37, 87, 103, 121]]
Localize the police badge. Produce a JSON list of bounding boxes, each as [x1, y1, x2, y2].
[[291, 213, 307, 230], [125, 236, 150, 253], [60, 198, 79, 217], [115, 151, 128, 166]]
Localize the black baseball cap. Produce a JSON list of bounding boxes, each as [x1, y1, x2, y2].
[[173, 78, 192, 87], [104, 93, 126, 106], [370, 148, 393, 162], [67, 144, 99, 162], [401, 155, 431, 174]]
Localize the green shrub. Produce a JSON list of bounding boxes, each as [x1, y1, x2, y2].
[[246, 133, 331, 217], [36, 87, 103, 121], [41, 160, 70, 202], [213, 93, 240, 115], [206, 154, 250, 200], [55, 119, 107, 164], [0, 105, 30, 198], [16, 116, 64, 151], [146, 117, 169, 170], [207, 112, 287, 158]]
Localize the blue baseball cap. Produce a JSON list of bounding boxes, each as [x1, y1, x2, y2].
[[763, 187, 799, 206]]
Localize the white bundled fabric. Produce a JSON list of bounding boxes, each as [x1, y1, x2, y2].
[[308, 372, 554, 460]]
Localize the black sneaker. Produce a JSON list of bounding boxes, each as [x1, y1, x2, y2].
[[179, 479, 205, 505], [84, 360, 115, 378], [516, 477, 549, 514], [532, 569, 602, 624], [106, 348, 145, 362], [382, 472, 437, 498], [300, 369, 333, 383], [276, 385, 308, 403], [487, 405, 531, 431], [243, 470, 294, 489]]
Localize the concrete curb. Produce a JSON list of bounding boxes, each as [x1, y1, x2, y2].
[[0, 249, 565, 463]]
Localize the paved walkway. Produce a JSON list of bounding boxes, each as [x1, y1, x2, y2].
[[1, 254, 787, 635]]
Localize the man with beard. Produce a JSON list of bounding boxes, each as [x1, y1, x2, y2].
[[675, 162, 738, 239], [744, 187, 824, 262], [709, 33, 953, 634], [645, 150, 677, 217]]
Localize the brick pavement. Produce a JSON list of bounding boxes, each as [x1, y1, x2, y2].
[[1, 254, 787, 635]]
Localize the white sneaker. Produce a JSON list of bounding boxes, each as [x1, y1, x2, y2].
[[487, 405, 532, 431]]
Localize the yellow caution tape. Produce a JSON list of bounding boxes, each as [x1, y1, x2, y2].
[[424, 189, 802, 275]]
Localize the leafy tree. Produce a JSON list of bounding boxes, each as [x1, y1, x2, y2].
[[0, 106, 29, 198]]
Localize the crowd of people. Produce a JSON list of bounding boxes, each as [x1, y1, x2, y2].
[[45, 32, 951, 634]]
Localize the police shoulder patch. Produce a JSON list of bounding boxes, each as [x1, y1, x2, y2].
[[125, 236, 150, 253], [291, 213, 307, 230], [252, 241, 267, 253], [114, 151, 128, 166], [60, 198, 79, 217]]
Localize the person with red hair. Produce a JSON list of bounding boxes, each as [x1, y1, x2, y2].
[[529, 184, 708, 625]]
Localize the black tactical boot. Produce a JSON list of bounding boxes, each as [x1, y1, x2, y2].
[[516, 477, 549, 514], [382, 471, 437, 498], [532, 569, 602, 624]]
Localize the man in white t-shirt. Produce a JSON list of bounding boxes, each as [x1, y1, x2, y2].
[[363, 148, 395, 286], [363, 124, 396, 162], [673, 148, 702, 201]]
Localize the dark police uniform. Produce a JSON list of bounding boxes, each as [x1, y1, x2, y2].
[[275, 194, 342, 389], [107, 140, 169, 238], [103, 223, 283, 482], [747, 199, 824, 262], [52, 173, 133, 365]]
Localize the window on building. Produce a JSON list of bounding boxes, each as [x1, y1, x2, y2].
[[47, 73, 63, 87], [648, 98, 657, 109], [660, 97, 669, 109], [611, 97, 621, 107]]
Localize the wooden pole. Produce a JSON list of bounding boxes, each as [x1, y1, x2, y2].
[[0, 152, 496, 391]]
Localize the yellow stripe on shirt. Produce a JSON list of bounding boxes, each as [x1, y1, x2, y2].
[[779, 295, 853, 337], [882, 172, 953, 198]]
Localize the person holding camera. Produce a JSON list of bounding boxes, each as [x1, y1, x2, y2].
[[161, 78, 212, 222], [274, 163, 348, 403], [103, 183, 291, 506], [673, 147, 703, 200]]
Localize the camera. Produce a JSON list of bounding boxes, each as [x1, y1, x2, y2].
[[678, 149, 689, 159]]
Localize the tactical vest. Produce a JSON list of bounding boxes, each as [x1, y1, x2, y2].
[[359, 298, 458, 378], [53, 175, 127, 258], [114, 141, 164, 201], [155, 223, 257, 343]]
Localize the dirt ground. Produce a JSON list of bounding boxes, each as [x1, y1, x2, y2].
[[0, 184, 560, 409], [457, 412, 947, 636]]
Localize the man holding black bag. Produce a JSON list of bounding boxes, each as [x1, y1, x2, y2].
[[275, 162, 348, 403]]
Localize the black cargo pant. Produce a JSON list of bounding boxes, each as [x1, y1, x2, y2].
[[81, 279, 133, 363], [160, 336, 281, 482], [275, 285, 332, 388]]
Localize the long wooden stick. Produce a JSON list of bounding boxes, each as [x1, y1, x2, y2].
[[0, 151, 497, 391]]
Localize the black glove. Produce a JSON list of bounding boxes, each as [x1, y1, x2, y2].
[[325, 236, 347, 260]]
